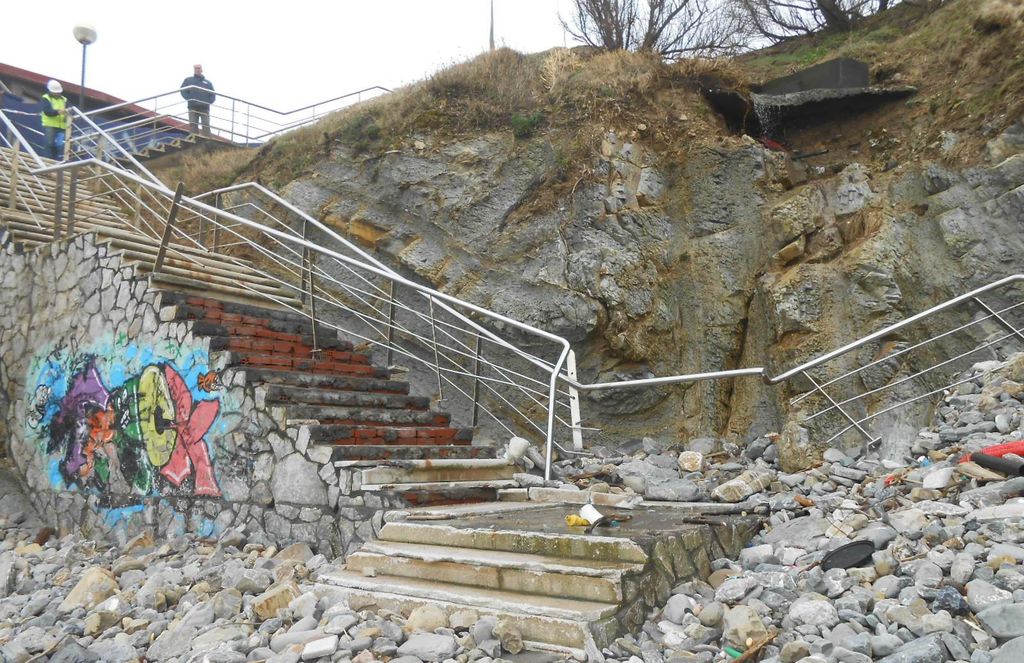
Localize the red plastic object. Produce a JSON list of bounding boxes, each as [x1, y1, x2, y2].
[[960, 439, 1024, 463]]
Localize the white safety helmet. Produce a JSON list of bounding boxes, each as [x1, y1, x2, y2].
[[47, 80, 63, 94]]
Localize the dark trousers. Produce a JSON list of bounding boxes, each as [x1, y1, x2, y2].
[[188, 105, 211, 135], [43, 125, 65, 160]]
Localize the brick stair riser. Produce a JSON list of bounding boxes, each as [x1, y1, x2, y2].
[[329, 446, 489, 462], [344, 553, 623, 603], [308, 424, 472, 446], [230, 355, 387, 378], [212, 337, 362, 364], [358, 466, 516, 485], [398, 488, 502, 508], [192, 322, 351, 351]]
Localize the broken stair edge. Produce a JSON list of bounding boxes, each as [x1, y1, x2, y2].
[[377, 521, 649, 564]]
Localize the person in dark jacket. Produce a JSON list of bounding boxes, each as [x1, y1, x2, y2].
[[40, 80, 69, 160], [180, 65, 216, 135]]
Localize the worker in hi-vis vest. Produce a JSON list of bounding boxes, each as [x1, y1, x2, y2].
[[40, 80, 69, 160]]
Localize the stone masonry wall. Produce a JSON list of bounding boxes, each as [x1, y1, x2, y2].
[[0, 234, 394, 556]]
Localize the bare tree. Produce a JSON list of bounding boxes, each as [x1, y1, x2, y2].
[[561, 0, 750, 58], [737, 0, 891, 42]]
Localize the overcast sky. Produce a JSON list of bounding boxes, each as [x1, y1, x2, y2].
[[2, 1, 577, 109]]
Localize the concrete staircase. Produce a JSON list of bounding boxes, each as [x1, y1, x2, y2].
[[160, 293, 513, 505], [317, 502, 761, 657]]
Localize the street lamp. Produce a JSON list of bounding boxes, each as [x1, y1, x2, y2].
[[73, 23, 97, 110]]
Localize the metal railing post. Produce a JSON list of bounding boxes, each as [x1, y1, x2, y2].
[[428, 296, 444, 401], [305, 249, 320, 357], [299, 220, 309, 304], [132, 182, 144, 230], [52, 170, 65, 239], [66, 169, 79, 235], [230, 99, 236, 143], [7, 138, 19, 209], [153, 182, 185, 272], [471, 334, 483, 427], [566, 350, 584, 450], [62, 119, 73, 162], [385, 281, 396, 367]]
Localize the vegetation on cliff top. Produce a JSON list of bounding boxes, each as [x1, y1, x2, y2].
[[182, 0, 1023, 189]]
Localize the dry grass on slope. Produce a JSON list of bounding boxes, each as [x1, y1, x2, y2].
[[247, 48, 732, 187]]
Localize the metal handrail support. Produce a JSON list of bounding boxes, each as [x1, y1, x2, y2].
[[385, 281, 397, 367], [305, 249, 320, 358], [7, 138, 19, 210], [52, 171, 64, 240], [66, 170, 79, 235], [471, 335, 483, 427], [154, 183, 185, 272], [428, 296, 444, 402]]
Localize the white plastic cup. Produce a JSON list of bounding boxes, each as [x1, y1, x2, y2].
[[579, 504, 604, 525]]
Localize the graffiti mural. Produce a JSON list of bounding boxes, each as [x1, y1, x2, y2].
[[26, 337, 223, 499]]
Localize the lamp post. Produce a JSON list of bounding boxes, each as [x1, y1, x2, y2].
[[72, 24, 97, 110]]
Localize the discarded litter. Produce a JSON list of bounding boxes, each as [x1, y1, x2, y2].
[[821, 540, 875, 571], [971, 452, 1024, 477]]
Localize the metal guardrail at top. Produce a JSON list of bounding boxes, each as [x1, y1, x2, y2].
[[5, 101, 1024, 478], [71, 84, 392, 159]]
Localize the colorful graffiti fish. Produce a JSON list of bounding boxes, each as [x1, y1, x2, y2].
[[31, 358, 221, 498]]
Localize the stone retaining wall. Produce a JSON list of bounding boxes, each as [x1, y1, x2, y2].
[[0, 234, 396, 555]]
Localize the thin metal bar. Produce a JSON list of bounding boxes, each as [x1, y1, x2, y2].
[[973, 296, 1024, 344], [802, 370, 879, 446], [565, 349, 584, 450], [66, 169, 78, 235], [790, 302, 1024, 406], [154, 182, 185, 272], [768, 275, 1024, 384], [803, 328, 1019, 423], [306, 250, 320, 357], [386, 281, 396, 367], [471, 334, 483, 427], [52, 170, 64, 239], [428, 296, 443, 401], [7, 138, 19, 210]]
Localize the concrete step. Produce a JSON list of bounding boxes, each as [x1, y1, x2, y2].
[[356, 459, 516, 486], [317, 569, 615, 646], [303, 423, 472, 447], [325, 445, 491, 462], [357, 479, 519, 492], [377, 521, 648, 564], [265, 384, 429, 410], [313, 575, 594, 654], [236, 368, 408, 395], [348, 540, 643, 603], [283, 404, 449, 426]]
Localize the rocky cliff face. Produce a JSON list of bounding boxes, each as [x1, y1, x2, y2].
[[261, 105, 1024, 465]]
